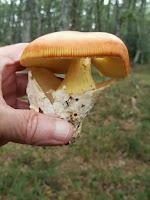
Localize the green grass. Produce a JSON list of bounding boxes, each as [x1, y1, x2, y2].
[[0, 65, 150, 200]]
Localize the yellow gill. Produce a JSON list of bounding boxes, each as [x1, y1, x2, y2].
[[59, 58, 96, 94], [29, 67, 62, 99], [92, 57, 126, 78], [23, 58, 72, 73]]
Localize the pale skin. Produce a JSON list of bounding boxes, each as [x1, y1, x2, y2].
[[0, 43, 73, 146]]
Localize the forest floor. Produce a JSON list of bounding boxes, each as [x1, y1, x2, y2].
[[0, 65, 150, 200]]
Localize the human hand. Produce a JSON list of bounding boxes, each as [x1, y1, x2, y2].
[[0, 44, 73, 146]]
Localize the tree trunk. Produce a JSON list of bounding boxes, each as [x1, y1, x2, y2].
[[22, 12, 31, 42], [95, 0, 104, 31], [70, 0, 78, 30], [21, 0, 31, 42], [60, 0, 70, 30], [35, 0, 41, 37], [134, 0, 146, 64], [115, 0, 120, 36]]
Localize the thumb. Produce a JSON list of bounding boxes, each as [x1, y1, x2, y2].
[[0, 107, 74, 146]]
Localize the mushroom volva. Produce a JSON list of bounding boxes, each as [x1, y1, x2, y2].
[[20, 31, 130, 139]]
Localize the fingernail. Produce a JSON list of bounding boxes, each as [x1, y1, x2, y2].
[[53, 120, 74, 142]]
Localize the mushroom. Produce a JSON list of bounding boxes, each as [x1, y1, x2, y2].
[[20, 31, 130, 139]]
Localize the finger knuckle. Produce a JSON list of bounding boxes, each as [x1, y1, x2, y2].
[[25, 111, 39, 145]]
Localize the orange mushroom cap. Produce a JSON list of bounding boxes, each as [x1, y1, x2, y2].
[[20, 31, 130, 77]]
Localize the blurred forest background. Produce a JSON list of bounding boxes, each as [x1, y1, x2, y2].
[[0, 0, 150, 200], [0, 0, 150, 64]]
